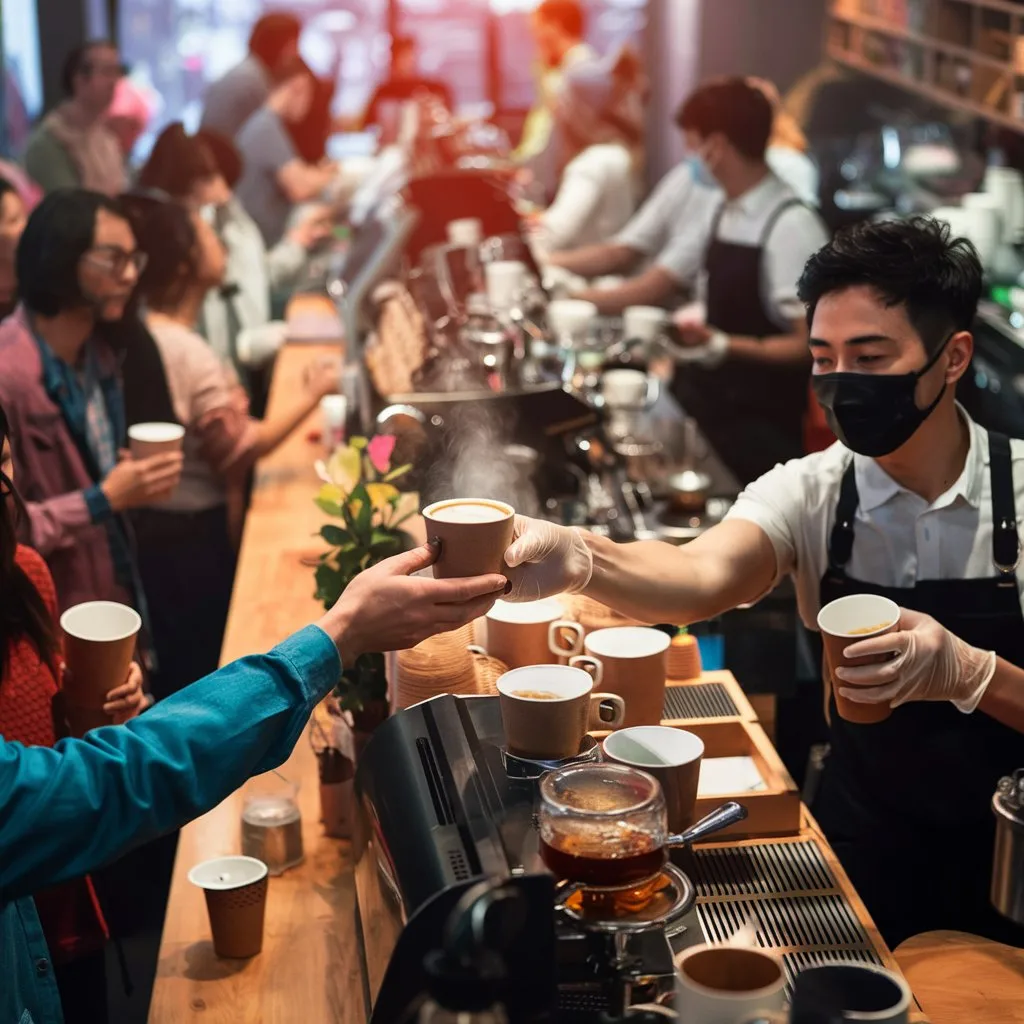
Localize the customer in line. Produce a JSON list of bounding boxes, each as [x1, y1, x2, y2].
[[0, 178, 28, 320], [0, 189, 183, 614], [0, 414, 146, 1022], [529, 50, 640, 259], [201, 11, 302, 139], [0, 409, 506, 1023], [122, 194, 340, 697], [505, 217, 1024, 950], [235, 60, 337, 247], [24, 41, 126, 197]]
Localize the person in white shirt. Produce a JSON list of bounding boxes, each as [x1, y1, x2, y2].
[[530, 50, 640, 258], [503, 216, 1024, 950]]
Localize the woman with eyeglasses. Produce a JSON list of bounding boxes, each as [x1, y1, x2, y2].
[[0, 399, 507, 1024], [0, 414, 147, 1022], [119, 194, 339, 698]]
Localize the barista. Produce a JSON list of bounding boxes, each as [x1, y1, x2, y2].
[[504, 217, 1024, 949]]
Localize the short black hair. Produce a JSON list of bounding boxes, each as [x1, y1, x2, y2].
[[249, 12, 302, 69], [16, 189, 128, 316], [0, 178, 16, 204], [121, 194, 198, 312], [61, 39, 119, 96], [138, 122, 221, 199], [675, 77, 772, 161], [535, 0, 585, 38], [797, 216, 982, 355], [195, 130, 244, 190]]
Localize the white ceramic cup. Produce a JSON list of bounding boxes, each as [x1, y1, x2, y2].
[[320, 394, 348, 451], [128, 422, 185, 459], [675, 945, 787, 1024], [623, 305, 668, 343], [485, 260, 528, 312], [602, 368, 649, 409], [547, 298, 599, 345], [447, 217, 483, 248]]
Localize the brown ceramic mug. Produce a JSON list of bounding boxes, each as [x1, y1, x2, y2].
[[483, 597, 582, 669], [497, 665, 626, 760], [422, 498, 515, 578], [571, 626, 670, 727]]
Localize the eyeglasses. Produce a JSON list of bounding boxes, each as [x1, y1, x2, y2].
[[81, 246, 148, 278]]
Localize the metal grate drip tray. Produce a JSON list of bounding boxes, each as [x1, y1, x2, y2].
[[663, 682, 739, 720]]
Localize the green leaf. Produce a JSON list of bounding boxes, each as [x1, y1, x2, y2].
[[371, 529, 400, 549], [383, 463, 412, 482], [320, 524, 350, 546], [315, 495, 344, 517], [313, 562, 345, 610], [350, 436, 368, 450]]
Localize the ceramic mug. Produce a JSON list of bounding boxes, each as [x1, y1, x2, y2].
[[675, 946, 786, 1024], [790, 963, 911, 1023], [484, 598, 583, 669]]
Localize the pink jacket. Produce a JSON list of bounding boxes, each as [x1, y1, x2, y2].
[[0, 311, 131, 611]]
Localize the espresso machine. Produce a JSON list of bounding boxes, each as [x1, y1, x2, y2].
[[353, 695, 745, 1024]]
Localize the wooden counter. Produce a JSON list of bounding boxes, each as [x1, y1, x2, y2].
[[150, 344, 914, 1022]]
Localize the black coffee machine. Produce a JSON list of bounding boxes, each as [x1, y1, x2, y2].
[[353, 695, 725, 1023]]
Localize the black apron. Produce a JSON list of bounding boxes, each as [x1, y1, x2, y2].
[[814, 432, 1024, 949], [671, 197, 811, 485]]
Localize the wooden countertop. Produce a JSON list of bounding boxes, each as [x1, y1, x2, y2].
[[150, 344, 920, 1023], [895, 930, 1024, 1024]]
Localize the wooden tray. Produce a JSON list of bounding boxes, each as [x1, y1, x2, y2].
[[685, 719, 801, 839]]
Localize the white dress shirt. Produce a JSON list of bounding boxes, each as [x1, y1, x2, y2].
[[725, 408, 1024, 630]]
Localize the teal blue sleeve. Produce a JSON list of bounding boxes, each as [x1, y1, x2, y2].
[[0, 625, 340, 902]]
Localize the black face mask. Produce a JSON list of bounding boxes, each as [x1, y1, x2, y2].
[[811, 335, 952, 458]]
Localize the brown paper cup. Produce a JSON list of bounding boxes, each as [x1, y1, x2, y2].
[[817, 594, 901, 725], [423, 498, 514, 578], [64, 701, 115, 738], [128, 422, 185, 459], [484, 597, 580, 669], [574, 627, 670, 727], [604, 726, 705, 833], [60, 601, 141, 711], [497, 664, 625, 760], [189, 856, 269, 959]]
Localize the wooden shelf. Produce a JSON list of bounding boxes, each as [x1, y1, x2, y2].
[[828, 0, 1024, 133]]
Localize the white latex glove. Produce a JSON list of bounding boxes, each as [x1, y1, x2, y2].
[[835, 607, 997, 713], [503, 515, 594, 603]]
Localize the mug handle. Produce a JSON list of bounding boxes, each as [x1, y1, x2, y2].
[[569, 654, 603, 686], [549, 620, 584, 658], [588, 692, 625, 730]]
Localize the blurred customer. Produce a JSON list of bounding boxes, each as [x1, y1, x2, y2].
[[201, 11, 302, 139], [516, 0, 596, 197], [749, 76, 819, 207], [0, 179, 28, 320], [0, 189, 182, 613], [25, 41, 126, 196], [361, 35, 453, 145], [105, 77, 154, 164], [0, 414, 146, 1024], [0, 161, 42, 214], [531, 49, 641, 258], [138, 124, 330, 375], [235, 62, 336, 247], [124, 195, 340, 695]]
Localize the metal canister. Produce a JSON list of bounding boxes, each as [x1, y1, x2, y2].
[[991, 769, 1024, 925]]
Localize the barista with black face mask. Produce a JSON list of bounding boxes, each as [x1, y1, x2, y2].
[[502, 217, 1024, 949]]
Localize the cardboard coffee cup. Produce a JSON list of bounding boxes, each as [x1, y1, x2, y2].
[[604, 726, 705, 832], [484, 597, 582, 669], [423, 498, 514, 579], [675, 945, 786, 1024], [571, 626, 670, 727], [817, 594, 900, 725], [128, 422, 185, 459], [60, 601, 141, 717], [497, 664, 626, 760], [189, 855, 269, 959]]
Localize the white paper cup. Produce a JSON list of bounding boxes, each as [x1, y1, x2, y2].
[[547, 298, 598, 344], [128, 422, 185, 459], [320, 394, 347, 451], [623, 305, 667, 343], [484, 260, 528, 312], [602, 368, 649, 409], [447, 217, 483, 248]]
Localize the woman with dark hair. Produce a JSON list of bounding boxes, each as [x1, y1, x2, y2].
[[121, 194, 339, 696], [0, 404, 146, 1022]]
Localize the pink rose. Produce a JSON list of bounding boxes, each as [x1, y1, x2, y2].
[[367, 434, 396, 475]]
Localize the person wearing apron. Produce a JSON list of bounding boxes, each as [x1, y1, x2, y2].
[[668, 78, 828, 485], [502, 216, 1024, 948]]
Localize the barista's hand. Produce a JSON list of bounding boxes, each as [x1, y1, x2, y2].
[[302, 356, 342, 401], [835, 607, 997, 712], [672, 319, 712, 348], [318, 542, 506, 665], [503, 516, 593, 602]]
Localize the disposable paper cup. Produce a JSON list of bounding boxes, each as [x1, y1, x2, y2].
[[423, 498, 515, 579], [128, 422, 185, 459], [484, 260, 528, 312], [320, 394, 347, 451], [447, 217, 483, 248], [189, 855, 269, 959], [60, 601, 141, 712], [817, 594, 900, 724], [623, 305, 667, 343]]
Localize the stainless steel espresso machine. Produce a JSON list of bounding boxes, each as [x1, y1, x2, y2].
[[352, 695, 749, 1024]]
